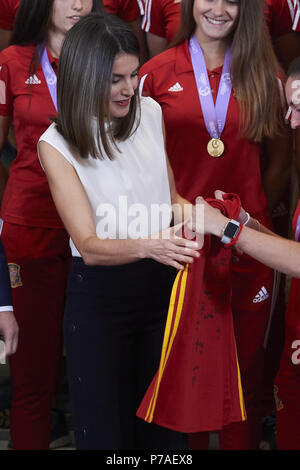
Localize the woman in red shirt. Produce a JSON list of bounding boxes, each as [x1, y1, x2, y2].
[[0, 0, 102, 450], [139, 0, 291, 450]]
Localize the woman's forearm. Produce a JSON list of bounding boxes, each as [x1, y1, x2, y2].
[[193, 198, 300, 278], [79, 231, 199, 270], [210, 213, 300, 278], [236, 227, 300, 278], [80, 236, 145, 266]]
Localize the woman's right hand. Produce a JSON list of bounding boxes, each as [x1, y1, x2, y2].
[[140, 222, 201, 271]]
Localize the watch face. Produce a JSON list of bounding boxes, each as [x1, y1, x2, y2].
[[224, 222, 239, 238]]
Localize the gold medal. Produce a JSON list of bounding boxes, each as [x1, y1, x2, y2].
[[207, 138, 225, 158]]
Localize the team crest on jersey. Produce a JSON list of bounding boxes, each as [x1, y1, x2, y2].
[[8, 263, 23, 288], [274, 385, 284, 411]]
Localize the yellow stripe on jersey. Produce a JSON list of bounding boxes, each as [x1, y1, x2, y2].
[[235, 346, 247, 421]]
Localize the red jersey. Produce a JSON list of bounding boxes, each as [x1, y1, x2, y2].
[[0, 0, 19, 30], [139, 40, 269, 222], [103, 0, 142, 22], [142, 0, 181, 43], [265, 0, 300, 37], [0, 45, 63, 228]]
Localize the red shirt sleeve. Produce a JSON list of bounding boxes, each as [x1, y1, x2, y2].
[[0, 0, 20, 30], [103, 0, 141, 22], [265, 0, 300, 38]]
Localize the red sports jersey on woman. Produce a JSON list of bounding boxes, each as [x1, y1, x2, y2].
[[265, 0, 300, 37], [0, 0, 19, 30], [142, 0, 181, 43], [0, 45, 63, 227], [103, 0, 142, 21]]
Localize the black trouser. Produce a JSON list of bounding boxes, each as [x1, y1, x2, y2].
[[64, 257, 187, 450]]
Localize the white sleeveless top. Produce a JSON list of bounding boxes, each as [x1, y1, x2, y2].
[[39, 97, 172, 257]]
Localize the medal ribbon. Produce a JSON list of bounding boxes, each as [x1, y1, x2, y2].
[[38, 44, 58, 111], [189, 34, 232, 140]]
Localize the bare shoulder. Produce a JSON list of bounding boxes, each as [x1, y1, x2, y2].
[[38, 139, 74, 178]]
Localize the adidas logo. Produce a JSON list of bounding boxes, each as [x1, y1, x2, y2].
[[25, 74, 41, 85], [253, 286, 269, 303], [168, 82, 183, 92], [272, 202, 288, 218]]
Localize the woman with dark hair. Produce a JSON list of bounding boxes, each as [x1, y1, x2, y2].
[[139, 0, 291, 450], [0, 0, 103, 450], [38, 12, 199, 450]]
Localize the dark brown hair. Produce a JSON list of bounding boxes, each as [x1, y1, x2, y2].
[[170, 0, 283, 142], [55, 13, 141, 160]]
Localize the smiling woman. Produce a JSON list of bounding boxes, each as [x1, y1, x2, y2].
[[139, 0, 291, 450]]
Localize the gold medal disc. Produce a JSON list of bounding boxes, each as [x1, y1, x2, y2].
[[207, 138, 225, 158]]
